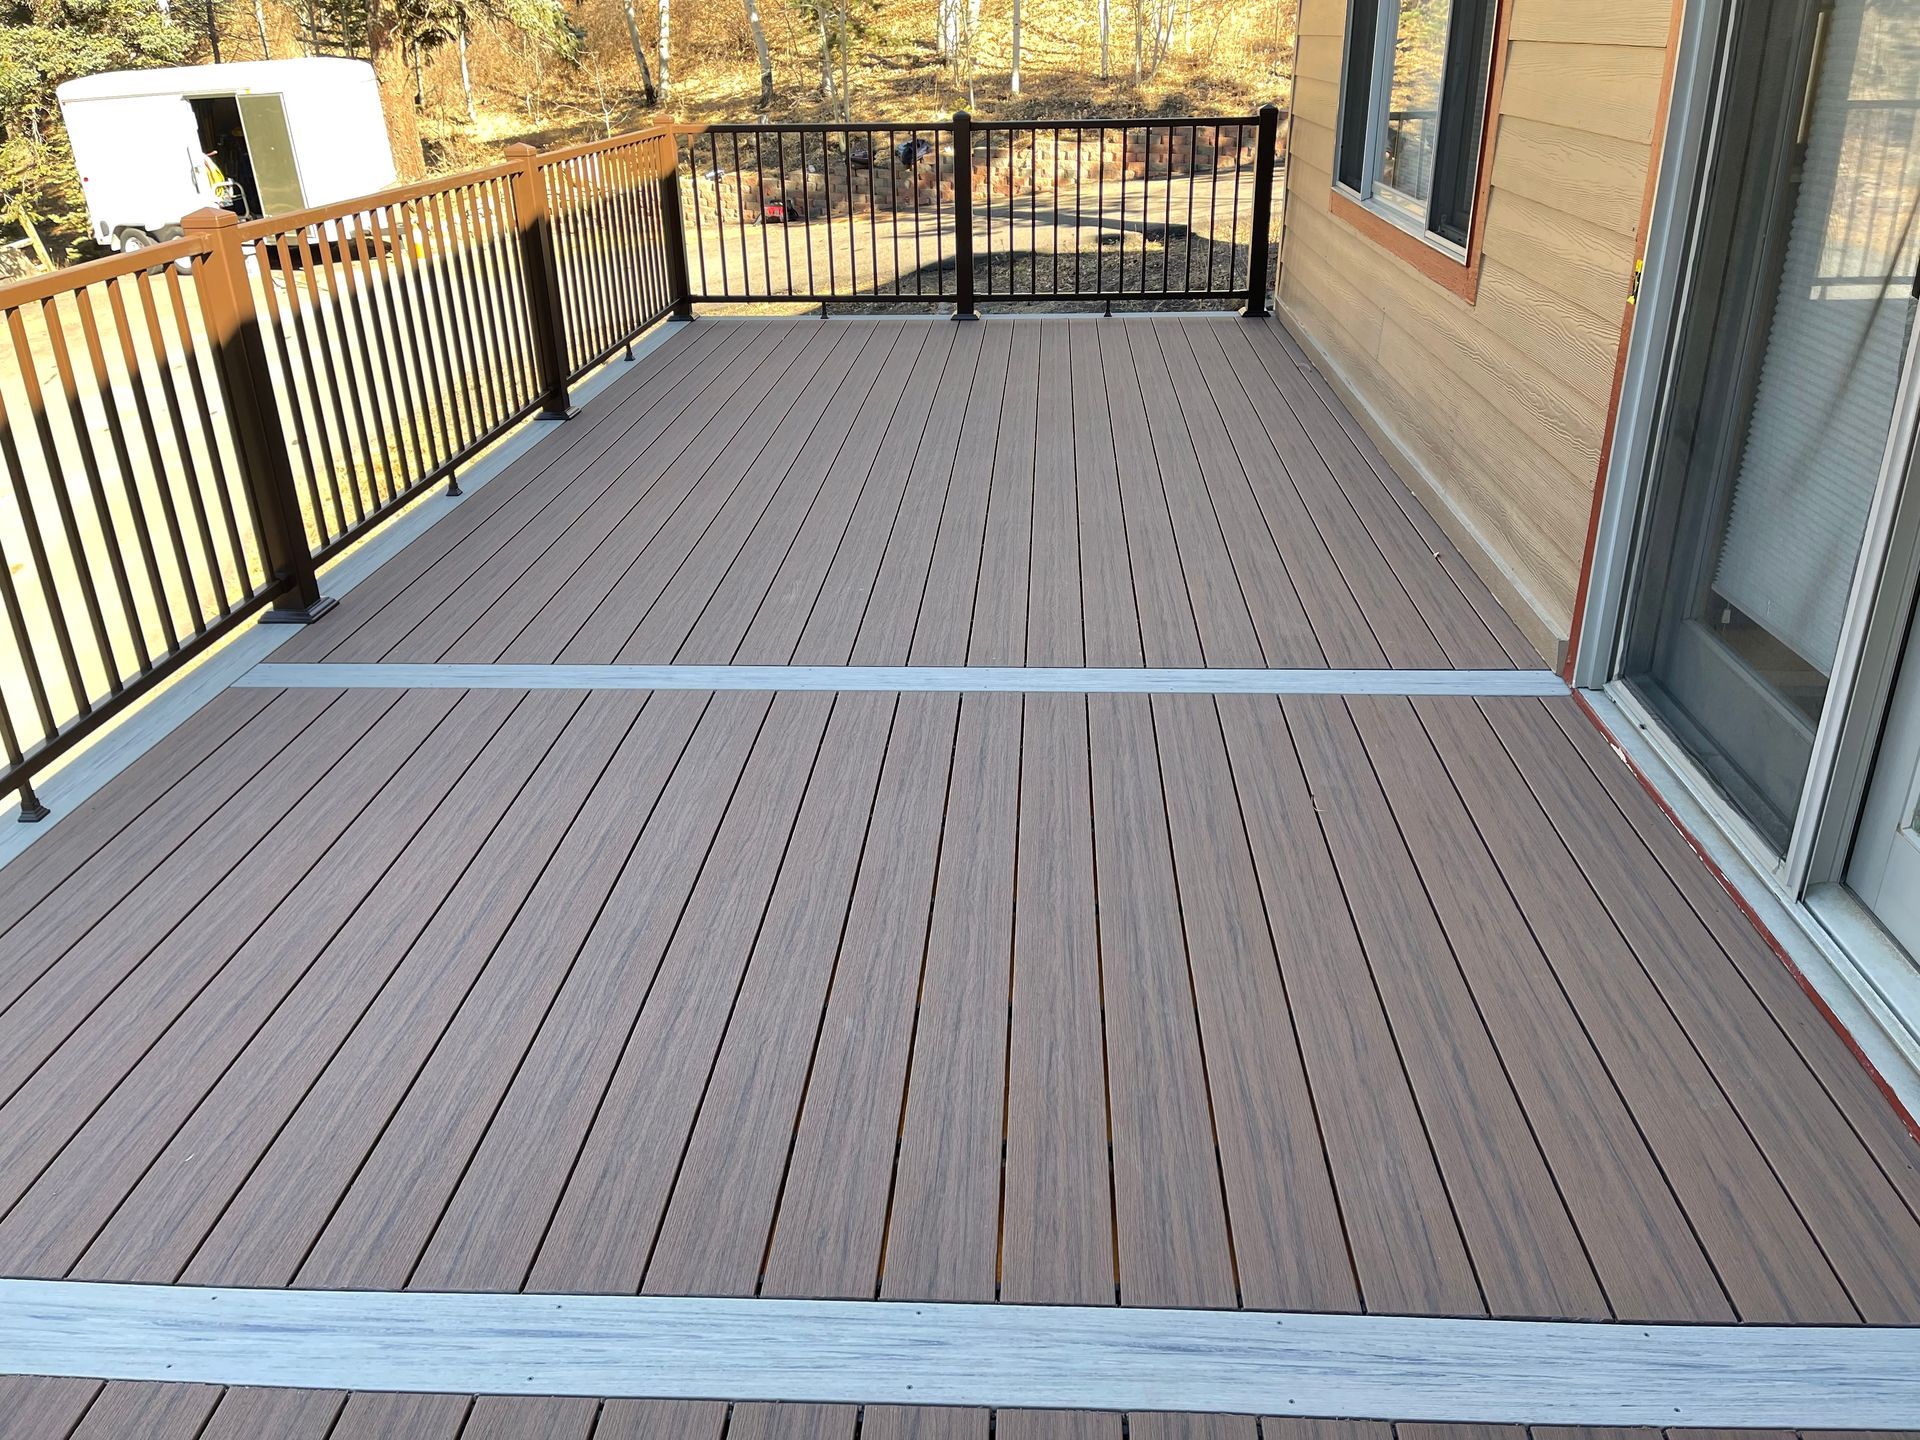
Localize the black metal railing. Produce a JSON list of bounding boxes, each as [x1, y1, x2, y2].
[[0, 105, 1283, 817], [675, 105, 1283, 314], [0, 128, 685, 818]]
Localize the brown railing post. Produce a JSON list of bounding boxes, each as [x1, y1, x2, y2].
[[181, 207, 335, 623], [949, 112, 977, 320], [1241, 103, 1281, 320], [507, 142, 578, 418], [658, 134, 696, 321]]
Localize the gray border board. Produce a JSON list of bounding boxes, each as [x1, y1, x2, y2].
[[2, 1280, 1918, 1425], [236, 663, 1570, 697]]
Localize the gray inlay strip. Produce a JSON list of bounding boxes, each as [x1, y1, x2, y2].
[[2, 1281, 1916, 1425], [238, 663, 1570, 697]]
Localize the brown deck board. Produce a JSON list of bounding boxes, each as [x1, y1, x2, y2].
[[290, 693, 774, 1291], [757, 692, 959, 1298], [0, 688, 521, 1247], [1098, 323, 1207, 665], [1153, 694, 1360, 1313], [1236, 320, 1513, 669], [1173, 320, 1381, 666], [881, 692, 1019, 1300], [1539, 700, 1920, 1218], [1147, 321, 1326, 666], [73, 693, 667, 1284], [427, 323, 839, 664], [548, 324, 881, 663], [273, 320, 735, 665], [0, 688, 403, 1079], [4, 316, 1920, 1432], [1001, 695, 1112, 1307], [655, 323, 928, 665], [1259, 317, 1542, 667], [1414, 697, 1858, 1321], [736, 326, 958, 665], [1121, 317, 1277, 668], [0, 687, 275, 935], [630, 692, 898, 1297], [1483, 697, 1920, 1322], [1332, 695, 1729, 1322], [1248, 695, 1603, 1320], [1090, 691, 1237, 1309]]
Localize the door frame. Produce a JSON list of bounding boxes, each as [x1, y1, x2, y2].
[[1572, 0, 1920, 1104], [1575, 0, 1920, 897]]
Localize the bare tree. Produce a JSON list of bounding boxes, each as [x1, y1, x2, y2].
[[743, 0, 772, 111], [621, 0, 657, 102], [1009, 0, 1020, 93], [657, 0, 669, 90], [457, 25, 478, 120], [809, 0, 834, 104], [837, 0, 850, 119], [1097, 0, 1109, 77], [254, 0, 272, 55]]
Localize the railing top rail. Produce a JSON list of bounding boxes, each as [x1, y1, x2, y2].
[[536, 125, 677, 166], [670, 120, 956, 137], [972, 113, 1274, 129], [232, 160, 525, 241], [0, 234, 208, 309]]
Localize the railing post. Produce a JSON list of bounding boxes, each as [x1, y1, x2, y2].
[[949, 112, 977, 320], [658, 133, 696, 321], [1241, 103, 1281, 320], [507, 142, 578, 418], [181, 207, 335, 624]]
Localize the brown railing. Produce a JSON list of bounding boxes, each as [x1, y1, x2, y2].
[[0, 128, 682, 818], [0, 107, 1280, 817], [676, 106, 1282, 314]]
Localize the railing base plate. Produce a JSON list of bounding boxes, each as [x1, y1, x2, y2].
[[260, 596, 340, 626]]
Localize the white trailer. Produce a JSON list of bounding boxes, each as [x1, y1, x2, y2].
[[57, 58, 397, 256]]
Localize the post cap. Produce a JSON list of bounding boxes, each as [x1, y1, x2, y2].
[[181, 206, 238, 230], [506, 141, 539, 158], [1258, 101, 1282, 116]]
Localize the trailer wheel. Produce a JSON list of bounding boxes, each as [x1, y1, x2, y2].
[[117, 226, 191, 276], [153, 224, 194, 275]]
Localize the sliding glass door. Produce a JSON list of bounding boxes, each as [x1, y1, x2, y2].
[[1618, 0, 1920, 853]]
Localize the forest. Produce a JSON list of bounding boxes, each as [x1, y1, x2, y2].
[[0, 0, 1295, 264]]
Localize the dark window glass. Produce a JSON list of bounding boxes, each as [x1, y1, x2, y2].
[[1339, 0, 1379, 192], [1430, 0, 1497, 244]]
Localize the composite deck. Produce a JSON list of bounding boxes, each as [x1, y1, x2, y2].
[[1, 316, 1918, 1440]]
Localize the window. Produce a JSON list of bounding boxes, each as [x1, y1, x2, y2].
[[1337, 0, 1498, 250]]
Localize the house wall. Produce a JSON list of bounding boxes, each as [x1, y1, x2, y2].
[[1278, 0, 1677, 664]]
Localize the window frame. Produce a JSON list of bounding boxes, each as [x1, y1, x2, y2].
[[1333, 0, 1500, 266]]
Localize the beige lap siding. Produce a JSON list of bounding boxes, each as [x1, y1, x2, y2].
[[1279, 0, 1674, 664]]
